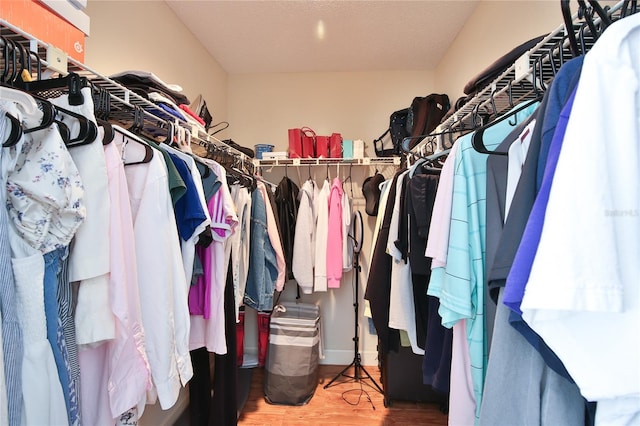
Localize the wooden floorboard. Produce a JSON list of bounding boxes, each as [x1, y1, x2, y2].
[[238, 365, 448, 426]]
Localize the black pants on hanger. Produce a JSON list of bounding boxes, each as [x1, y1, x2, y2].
[[189, 260, 238, 426], [211, 260, 238, 426], [189, 347, 211, 425]]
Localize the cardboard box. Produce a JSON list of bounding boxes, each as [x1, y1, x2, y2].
[[39, 0, 90, 36], [0, 0, 86, 63]]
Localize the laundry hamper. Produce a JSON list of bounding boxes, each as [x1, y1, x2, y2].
[[264, 302, 321, 405]]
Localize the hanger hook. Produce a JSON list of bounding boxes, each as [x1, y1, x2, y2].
[[489, 88, 498, 118], [537, 56, 547, 92], [471, 102, 482, 128]]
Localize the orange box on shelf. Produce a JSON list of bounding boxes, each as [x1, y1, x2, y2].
[[0, 0, 86, 63]]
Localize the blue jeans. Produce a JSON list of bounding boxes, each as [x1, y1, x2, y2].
[[43, 246, 73, 423]]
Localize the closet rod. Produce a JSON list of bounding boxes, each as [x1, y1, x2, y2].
[[0, 18, 252, 164], [410, 0, 626, 155], [253, 157, 401, 167]]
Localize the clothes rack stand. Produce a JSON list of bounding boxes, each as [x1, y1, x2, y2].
[[324, 211, 383, 395]]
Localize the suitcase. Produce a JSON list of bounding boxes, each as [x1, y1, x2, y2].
[[264, 302, 321, 406]]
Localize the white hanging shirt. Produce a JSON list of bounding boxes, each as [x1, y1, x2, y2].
[[386, 170, 423, 355], [50, 87, 110, 282], [313, 179, 331, 292], [292, 179, 319, 294], [117, 132, 192, 409]]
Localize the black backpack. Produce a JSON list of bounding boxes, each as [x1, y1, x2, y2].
[[406, 93, 450, 150], [373, 108, 410, 157], [374, 93, 450, 156]]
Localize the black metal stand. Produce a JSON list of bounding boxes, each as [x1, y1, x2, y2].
[[323, 249, 383, 394]]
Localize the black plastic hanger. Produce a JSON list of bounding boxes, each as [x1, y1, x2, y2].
[[1, 37, 11, 84], [54, 120, 71, 145], [471, 97, 540, 156], [99, 120, 115, 145], [54, 101, 98, 148], [472, 57, 543, 154], [115, 125, 154, 166], [16, 72, 86, 106], [6, 40, 19, 84], [621, 0, 638, 17], [2, 112, 23, 148], [588, 0, 612, 29], [561, 0, 581, 57], [21, 96, 56, 135]]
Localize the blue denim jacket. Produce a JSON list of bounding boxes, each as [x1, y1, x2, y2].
[[244, 188, 278, 311]]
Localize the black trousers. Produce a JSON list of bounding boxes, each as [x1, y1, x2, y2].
[[189, 260, 238, 426]]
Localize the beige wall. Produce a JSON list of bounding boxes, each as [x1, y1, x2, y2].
[[228, 70, 434, 156], [435, 0, 563, 101], [84, 0, 229, 136], [228, 70, 436, 366]]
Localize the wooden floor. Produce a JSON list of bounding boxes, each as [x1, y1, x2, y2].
[[238, 365, 448, 426]]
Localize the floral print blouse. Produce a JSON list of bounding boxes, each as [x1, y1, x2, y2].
[[1, 100, 86, 254]]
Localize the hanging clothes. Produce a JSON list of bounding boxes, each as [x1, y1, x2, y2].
[[513, 15, 640, 425], [1, 99, 71, 425], [115, 130, 192, 409], [292, 179, 319, 294], [256, 180, 286, 293], [230, 183, 252, 322], [341, 188, 353, 272], [479, 103, 585, 426], [313, 179, 330, 292], [79, 134, 152, 425], [365, 170, 402, 355], [427, 101, 539, 422], [49, 89, 109, 426], [275, 176, 299, 281], [159, 143, 212, 286], [245, 182, 278, 312], [326, 177, 343, 289], [190, 161, 238, 354], [422, 140, 476, 425], [387, 171, 421, 354], [0, 107, 25, 426]]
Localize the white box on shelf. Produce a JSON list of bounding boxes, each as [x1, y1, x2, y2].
[[262, 151, 288, 160], [353, 139, 364, 159]]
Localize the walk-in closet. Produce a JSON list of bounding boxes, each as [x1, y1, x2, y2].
[[0, 1, 638, 425]]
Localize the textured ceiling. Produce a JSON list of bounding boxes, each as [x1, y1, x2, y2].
[[166, 0, 479, 74]]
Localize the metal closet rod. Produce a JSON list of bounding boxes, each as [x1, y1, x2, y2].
[[410, 0, 629, 155]]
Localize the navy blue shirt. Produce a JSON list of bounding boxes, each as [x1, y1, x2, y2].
[[167, 152, 207, 241]]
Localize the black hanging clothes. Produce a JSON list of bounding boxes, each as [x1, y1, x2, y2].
[[365, 171, 402, 355], [210, 260, 238, 425], [275, 176, 300, 281]]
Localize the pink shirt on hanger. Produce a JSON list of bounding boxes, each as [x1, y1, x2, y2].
[[326, 177, 343, 288], [79, 140, 152, 424]]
